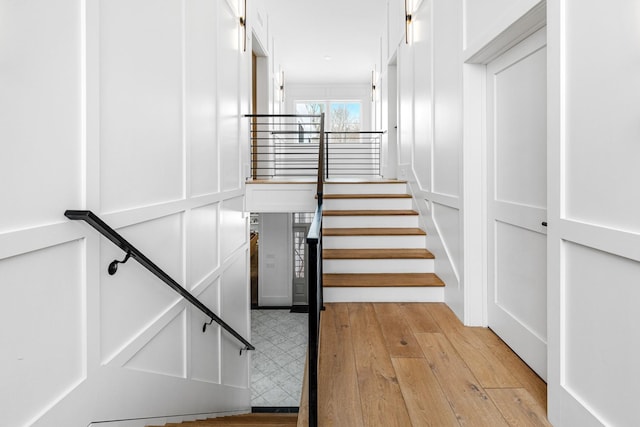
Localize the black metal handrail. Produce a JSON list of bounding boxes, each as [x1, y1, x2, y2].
[[306, 202, 323, 427], [64, 210, 254, 353], [305, 112, 325, 427]]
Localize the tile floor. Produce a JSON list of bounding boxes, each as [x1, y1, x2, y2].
[[250, 309, 308, 407]]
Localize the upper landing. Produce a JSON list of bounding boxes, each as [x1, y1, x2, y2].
[[245, 178, 408, 213]]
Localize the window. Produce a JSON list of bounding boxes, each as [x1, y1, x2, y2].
[[330, 102, 361, 132], [295, 101, 362, 134]]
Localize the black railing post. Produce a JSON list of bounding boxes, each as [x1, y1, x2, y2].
[[306, 201, 323, 427], [325, 132, 330, 180], [307, 238, 319, 427]]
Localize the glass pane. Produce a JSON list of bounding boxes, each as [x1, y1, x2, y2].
[[330, 102, 361, 133], [294, 230, 305, 279], [295, 102, 325, 115]]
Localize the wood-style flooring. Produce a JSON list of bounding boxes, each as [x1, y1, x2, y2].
[[298, 303, 550, 427]]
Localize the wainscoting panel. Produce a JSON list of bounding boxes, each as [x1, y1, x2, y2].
[[0, 240, 85, 427], [99, 0, 184, 214], [563, 241, 640, 426]]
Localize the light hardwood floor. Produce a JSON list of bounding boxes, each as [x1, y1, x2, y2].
[[298, 303, 550, 427]]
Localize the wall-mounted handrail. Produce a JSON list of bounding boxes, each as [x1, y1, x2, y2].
[[64, 210, 254, 353]]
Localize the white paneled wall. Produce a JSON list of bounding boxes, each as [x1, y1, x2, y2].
[[547, 1, 640, 425], [0, 0, 82, 233], [0, 0, 251, 425], [384, 0, 464, 318]]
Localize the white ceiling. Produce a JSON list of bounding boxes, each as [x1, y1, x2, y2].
[[261, 0, 387, 84]]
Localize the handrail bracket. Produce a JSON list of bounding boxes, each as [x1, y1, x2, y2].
[[108, 250, 132, 275]]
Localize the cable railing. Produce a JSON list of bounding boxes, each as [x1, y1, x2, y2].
[[64, 210, 254, 354], [246, 114, 324, 179], [324, 131, 383, 178], [245, 114, 383, 179]]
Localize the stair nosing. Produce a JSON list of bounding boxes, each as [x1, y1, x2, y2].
[[323, 193, 412, 199], [323, 248, 435, 259], [323, 273, 445, 287], [323, 227, 426, 236], [323, 209, 418, 216], [325, 180, 407, 184]]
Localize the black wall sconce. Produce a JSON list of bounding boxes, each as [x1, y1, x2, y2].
[[405, 0, 412, 44], [240, 0, 247, 52], [279, 70, 285, 102], [371, 70, 377, 102]]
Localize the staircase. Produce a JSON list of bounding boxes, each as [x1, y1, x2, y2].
[[322, 180, 444, 301], [147, 413, 297, 427]]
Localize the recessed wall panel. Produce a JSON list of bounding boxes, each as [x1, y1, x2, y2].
[[221, 254, 249, 388], [191, 280, 220, 384], [0, 241, 84, 427], [218, 1, 241, 192], [495, 222, 546, 340], [0, 0, 81, 233], [125, 309, 186, 378], [220, 197, 247, 262], [564, 241, 640, 426], [412, 0, 433, 191], [433, 203, 461, 277], [433, 0, 462, 197], [186, 0, 219, 197], [99, 0, 184, 213], [565, 1, 640, 233], [188, 203, 219, 290], [494, 46, 546, 208], [463, 0, 514, 48], [101, 213, 184, 362]]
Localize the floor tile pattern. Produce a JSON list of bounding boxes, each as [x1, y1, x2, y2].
[[251, 310, 308, 407]]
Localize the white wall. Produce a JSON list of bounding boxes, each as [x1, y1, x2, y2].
[[258, 214, 293, 306], [0, 0, 252, 425], [383, 0, 464, 318]]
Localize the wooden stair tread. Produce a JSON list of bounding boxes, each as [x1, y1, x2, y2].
[[325, 179, 407, 184], [150, 413, 298, 426], [324, 273, 444, 287], [323, 227, 426, 236], [323, 209, 418, 216], [323, 193, 411, 199], [323, 248, 434, 259]]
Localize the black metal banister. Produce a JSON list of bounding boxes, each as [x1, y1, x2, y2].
[[64, 209, 254, 353], [306, 111, 325, 427], [306, 202, 322, 427]]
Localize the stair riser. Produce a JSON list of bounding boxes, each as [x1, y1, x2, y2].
[[325, 183, 407, 194], [323, 235, 426, 249], [324, 287, 444, 303], [323, 215, 419, 228], [323, 198, 413, 210], [323, 259, 434, 274]]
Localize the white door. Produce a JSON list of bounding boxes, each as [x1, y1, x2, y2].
[[486, 29, 547, 380]]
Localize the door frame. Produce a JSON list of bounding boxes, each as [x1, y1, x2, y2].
[[461, 8, 546, 327]]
